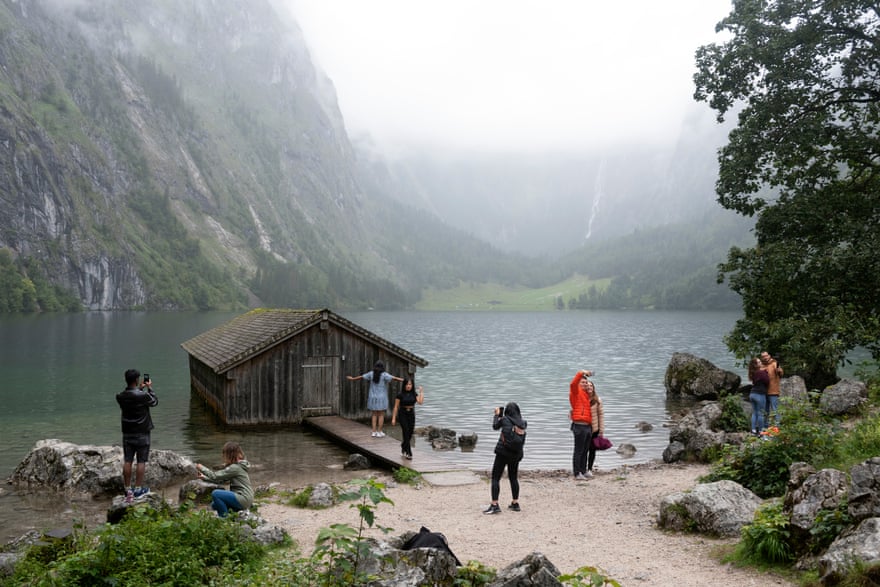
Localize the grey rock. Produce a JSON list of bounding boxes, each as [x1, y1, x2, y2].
[[488, 551, 562, 587], [307, 482, 335, 508], [849, 457, 880, 523], [819, 378, 868, 417], [664, 352, 741, 400], [784, 468, 848, 543], [658, 480, 762, 537], [344, 453, 371, 470], [10, 439, 195, 497], [819, 517, 880, 584]]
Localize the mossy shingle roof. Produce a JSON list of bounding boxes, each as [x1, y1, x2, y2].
[[180, 308, 427, 374]]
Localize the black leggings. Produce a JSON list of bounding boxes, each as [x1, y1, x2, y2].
[[588, 430, 599, 472], [490, 452, 521, 502], [399, 408, 415, 456]]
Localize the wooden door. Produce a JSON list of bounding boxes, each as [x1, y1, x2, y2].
[[301, 356, 339, 417]]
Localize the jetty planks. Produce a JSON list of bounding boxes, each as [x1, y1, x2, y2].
[[304, 415, 468, 473]]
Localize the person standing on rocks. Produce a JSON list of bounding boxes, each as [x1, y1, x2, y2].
[[484, 402, 527, 514], [760, 351, 784, 426], [569, 369, 594, 480], [116, 369, 158, 502], [391, 377, 424, 460], [348, 361, 403, 438], [748, 357, 769, 435]]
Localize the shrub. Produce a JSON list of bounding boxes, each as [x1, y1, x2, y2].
[[7, 503, 268, 586], [716, 391, 750, 432], [702, 398, 836, 497], [808, 498, 852, 555], [392, 466, 422, 485], [738, 500, 794, 564]]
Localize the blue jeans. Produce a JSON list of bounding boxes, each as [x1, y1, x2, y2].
[[211, 489, 242, 518], [749, 392, 766, 433], [765, 395, 780, 426]]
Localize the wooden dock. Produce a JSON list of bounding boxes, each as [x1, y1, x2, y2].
[[304, 415, 469, 474]]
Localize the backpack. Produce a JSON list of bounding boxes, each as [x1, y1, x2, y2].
[[501, 420, 526, 449], [401, 526, 461, 566]]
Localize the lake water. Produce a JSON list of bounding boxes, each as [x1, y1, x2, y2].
[[0, 309, 745, 543]]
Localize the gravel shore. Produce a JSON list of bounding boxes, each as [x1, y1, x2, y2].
[[258, 461, 796, 586]]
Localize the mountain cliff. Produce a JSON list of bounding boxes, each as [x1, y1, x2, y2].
[[0, 0, 430, 310]]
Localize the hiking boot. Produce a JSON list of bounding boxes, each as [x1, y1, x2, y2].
[[124, 489, 134, 504], [483, 503, 501, 515], [507, 502, 521, 512], [133, 487, 150, 498]]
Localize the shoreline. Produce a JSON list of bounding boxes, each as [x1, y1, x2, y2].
[[258, 460, 796, 586]]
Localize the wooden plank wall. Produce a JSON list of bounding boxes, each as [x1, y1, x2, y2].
[[190, 322, 421, 426]]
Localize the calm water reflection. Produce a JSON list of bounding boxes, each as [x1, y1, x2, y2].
[[1, 310, 744, 543]]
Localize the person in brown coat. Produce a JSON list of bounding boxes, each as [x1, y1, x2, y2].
[[760, 351, 784, 426]]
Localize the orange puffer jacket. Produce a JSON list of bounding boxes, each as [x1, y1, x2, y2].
[[569, 372, 592, 425]]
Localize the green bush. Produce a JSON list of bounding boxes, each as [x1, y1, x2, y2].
[[738, 500, 794, 564], [702, 398, 836, 497], [808, 498, 852, 555], [392, 466, 422, 485], [716, 391, 750, 432], [7, 503, 268, 586]]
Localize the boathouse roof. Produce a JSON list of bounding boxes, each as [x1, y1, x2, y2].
[[180, 308, 428, 374]]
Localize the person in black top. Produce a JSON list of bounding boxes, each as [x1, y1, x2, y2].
[[391, 377, 424, 460], [116, 369, 158, 501], [484, 402, 527, 515]]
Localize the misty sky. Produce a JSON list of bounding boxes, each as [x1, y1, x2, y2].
[[284, 0, 733, 153]]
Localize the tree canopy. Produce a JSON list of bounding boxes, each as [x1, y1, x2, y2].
[[694, 0, 880, 387]]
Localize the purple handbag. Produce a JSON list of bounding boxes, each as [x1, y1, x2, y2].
[[592, 435, 613, 451]]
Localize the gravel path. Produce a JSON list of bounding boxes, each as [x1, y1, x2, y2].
[[258, 461, 796, 586]]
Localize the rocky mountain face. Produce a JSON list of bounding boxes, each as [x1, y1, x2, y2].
[[0, 0, 388, 310]]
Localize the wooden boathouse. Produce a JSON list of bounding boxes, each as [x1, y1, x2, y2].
[[180, 308, 428, 426]]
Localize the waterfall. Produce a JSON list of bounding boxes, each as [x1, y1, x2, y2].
[[585, 157, 606, 240]]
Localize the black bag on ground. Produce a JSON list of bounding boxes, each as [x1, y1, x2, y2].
[[400, 526, 462, 566]]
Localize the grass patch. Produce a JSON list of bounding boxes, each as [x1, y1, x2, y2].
[[415, 274, 611, 311]]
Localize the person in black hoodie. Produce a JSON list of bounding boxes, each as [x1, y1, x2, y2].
[[484, 402, 527, 515], [116, 369, 158, 502]]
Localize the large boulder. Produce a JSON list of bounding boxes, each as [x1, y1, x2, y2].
[[780, 375, 808, 404], [783, 466, 848, 545], [658, 480, 763, 537], [848, 457, 880, 523], [819, 378, 868, 417], [10, 439, 195, 497], [818, 518, 880, 584], [663, 401, 748, 463], [664, 353, 741, 401]]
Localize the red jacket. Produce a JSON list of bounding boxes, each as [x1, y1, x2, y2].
[[569, 372, 592, 425]]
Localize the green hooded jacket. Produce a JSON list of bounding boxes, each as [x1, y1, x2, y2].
[[199, 460, 253, 510]]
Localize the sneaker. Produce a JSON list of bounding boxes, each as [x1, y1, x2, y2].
[[404, 454, 413, 460], [584, 470, 593, 478], [377, 431, 386, 438], [133, 487, 150, 498], [507, 502, 521, 512], [574, 473, 588, 481], [483, 503, 501, 515], [124, 489, 134, 504], [371, 431, 378, 437]]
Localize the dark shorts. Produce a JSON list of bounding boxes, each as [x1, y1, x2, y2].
[[122, 433, 151, 463]]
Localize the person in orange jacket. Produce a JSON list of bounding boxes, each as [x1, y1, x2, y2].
[[569, 369, 593, 480]]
